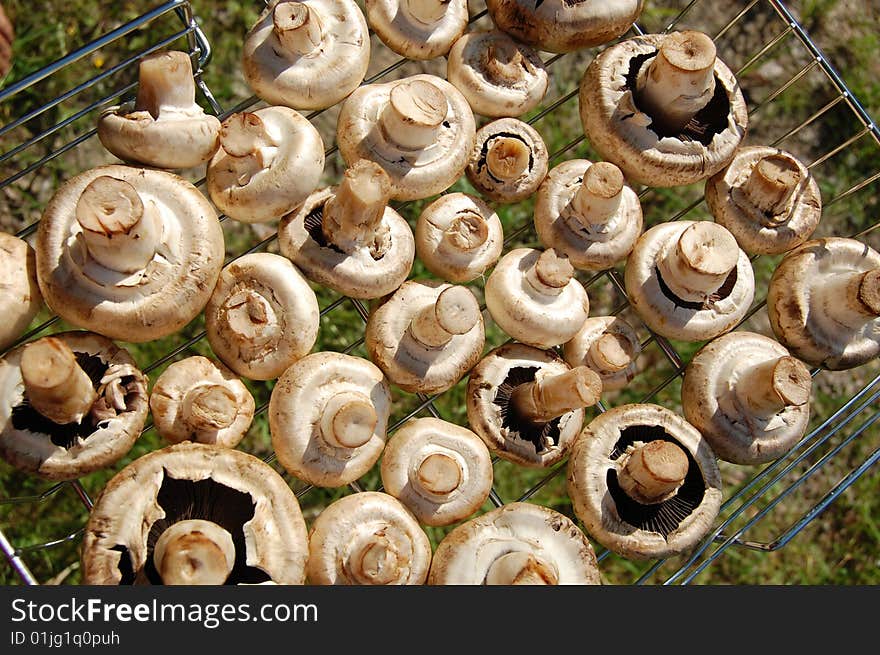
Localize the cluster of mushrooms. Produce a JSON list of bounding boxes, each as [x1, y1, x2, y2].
[[1, 0, 878, 586]]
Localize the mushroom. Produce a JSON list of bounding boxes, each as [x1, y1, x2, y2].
[[307, 491, 432, 585], [484, 247, 590, 349], [466, 343, 602, 468], [206, 106, 325, 224], [624, 220, 755, 342], [705, 146, 822, 255], [269, 351, 391, 487], [534, 159, 643, 272], [465, 117, 549, 204], [365, 280, 485, 395], [380, 417, 492, 527], [0, 232, 43, 352], [204, 252, 319, 381], [428, 502, 601, 585], [336, 74, 476, 201], [562, 316, 642, 392], [415, 192, 504, 283], [0, 331, 148, 481], [81, 441, 309, 584], [682, 331, 812, 465], [97, 51, 221, 170], [36, 165, 224, 343], [149, 356, 256, 449], [241, 0, 371, 111], [365, 0, 468, 60], [567, 403, 723, 560], [766, 237, 880, 370], [485, 0, 644, 53], [579, 30, 748, 187], [277, 159, 415, 299], [446, 29, 549, 119]]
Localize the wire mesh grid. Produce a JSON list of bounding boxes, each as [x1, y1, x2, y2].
[[0, 0, 878, 585]]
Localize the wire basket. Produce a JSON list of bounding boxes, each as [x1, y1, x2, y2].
[[1, 0, 878, 585]]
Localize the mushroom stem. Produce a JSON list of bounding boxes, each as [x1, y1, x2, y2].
[[570, 162, 625, 227], [219, 111, 274, 158], [510, 366, 602, 424], [526, 249, 575, 297], [153, 519, 236, 585], [812, 268, 880, 327], [322, 160, 393, 254], [320, 391, 378, 449], [182, 384, 239, 432], [408, 286, 481, 348], [740, 153, 803, 218], [348, 534, 401, 585], [485, 551, 558, 585], [657, 222, 739, 302], [221, 290, 279, 349], [485, 137, 531, 181], [403, 0, 450, 24], [617, 440, 689, 505], [441, 210, 490, 253], [416, 452, 462, 495], [134, 50, 198, 118], [484, 42, 528, 84], [380, 79, 447, 150], [20, 337, 97, 426], [586, 333, 635, 375], [273, 1, 323, 56], [735, 356, 812, 417]]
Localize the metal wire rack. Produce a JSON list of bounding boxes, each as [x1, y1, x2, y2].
[[1, 0, 878, 585]]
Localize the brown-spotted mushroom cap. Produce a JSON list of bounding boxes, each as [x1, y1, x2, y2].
[[446, 30, 549, 118], [269, 352, 391, 487], [624, 220, 755, 342], [306, 491, 432, 585], [485, 247, 590, 349], [205, 252, 319, 381], [97, 51, 220, 170], [705, 146, 822, 255], [241, 0, 370, 110], [0, 232, 42, 352], [149, 356, 255, 449], [336, 74, 476, 201], [466, 343, 602, 468], [0, 331, 148, 481], [567, 403, 723, 560], [465, 117, 549, 204], [206, 106, 325, 224], [682, 331, 812, 465], [365, 0, 468, 60], [277, 159, 415, 299], [767, 237, 880, 370], [380, 417, 492, 527], [563, 316, 642, 392], [535, 159, 643, 272], [81, 442, 309, 584], [415, 192, 504, 283], [579, 31, 748, 188]]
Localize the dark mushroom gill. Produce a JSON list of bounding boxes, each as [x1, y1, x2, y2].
[[495, 365, 563, 455], [654, 265, 738, 310]]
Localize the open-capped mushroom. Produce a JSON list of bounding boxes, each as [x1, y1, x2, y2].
[[366, 0, 468, 60], [534, 159, 643, 271], [81, 441, 309, 584], [563, 316, 642, 392], [428, 502, 601, 585], [415, 192, 504, 283], [380, 417, 492, 526], [336, 74, 476, 201], [625, 220, 755, 342], [682, 331, 812, 465], [307, 491, 432, 585], [269, 352, 391, 487], [97, 51, 220, 170], [0, 232, 42, 352], [465, 117, 549, 204], [485, 248, 590, 349], [467, 343, 602, 468], [206, 106, 325, 224], [567, 403, 723, 560], [767, 237, 880, 370], [241, 0, 370, 110], [277, 159, 415, 299], [205, 252, 319, 381], [0, 331, 148, 481], [580, 30, 748, 187]]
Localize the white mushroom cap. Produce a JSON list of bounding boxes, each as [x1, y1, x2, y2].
[[767, 237, 880, 370], [366, 0, 468, 60], [81, 441, 310, 584], [269, 352, 391, 487], [624, 220, 755, 342], [241, 0, 370, 110], [563, 316, 642, 392], [428, 502, 601, 584], [485, 248, 590, 349], [380, 417, 493, 526], [149, 356, 256, 449], [0, 232, 43, 352], [206, 106, 325, 224], [336, 74, 476, 201], [306, 491, 432, 585], [567, 403, 723, 560], [706, 146, 822, 255], [415, 192, 504, 283], [205, 252, 319, 381], [97, 51, 220, 169], [0, 331, 148, 481], [534, 159, 643, 271]]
